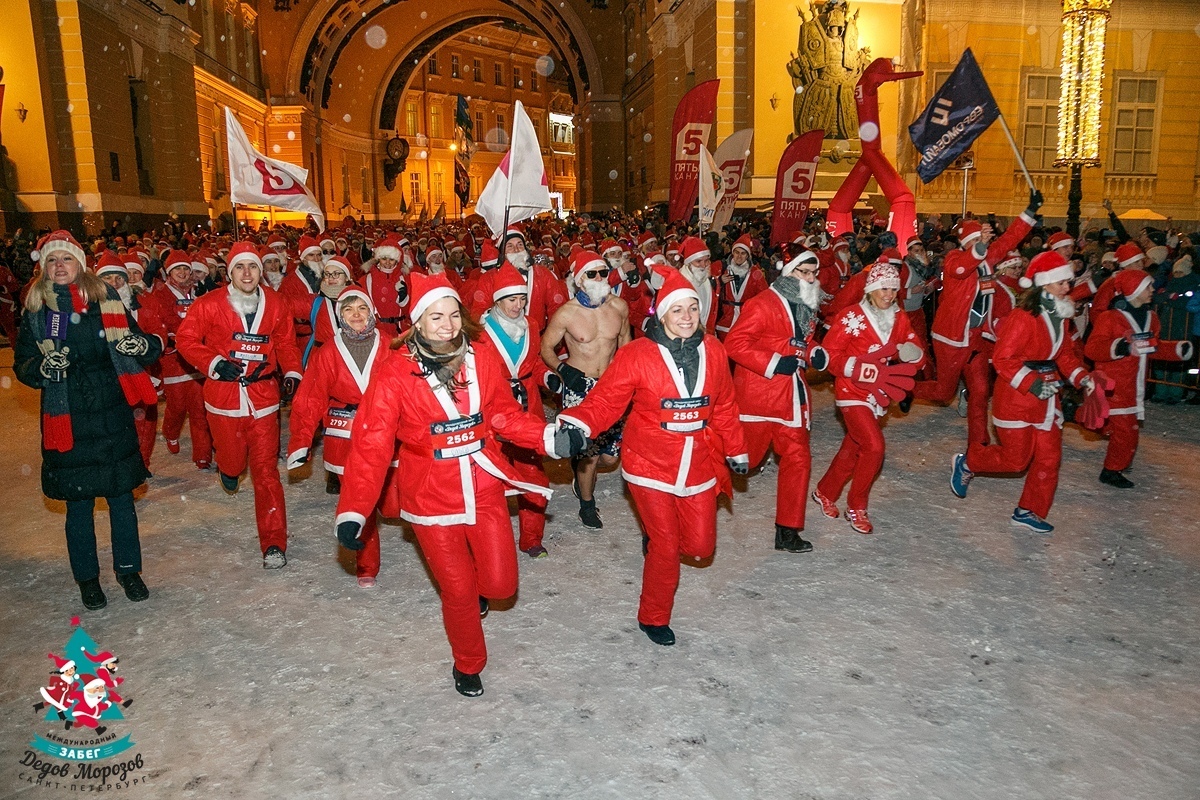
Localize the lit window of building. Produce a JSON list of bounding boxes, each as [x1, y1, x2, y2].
[[1022, 74, 1061, 172], [1111, 77, 1159, 174], [451, 55, 460, 79]]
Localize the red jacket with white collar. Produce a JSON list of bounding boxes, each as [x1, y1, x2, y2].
[[822, 299, 926, 417], [360, 269, 409, 337], [139, 284, 204, 383], [1084, 306, 1192, 420], [334, 345, 553, 528], [558, 335, 748, 497], [175, 285, 303, 419], [474, 310, 553, 421], [991, 306, 1089, 431], [715, 267, 768, 337]]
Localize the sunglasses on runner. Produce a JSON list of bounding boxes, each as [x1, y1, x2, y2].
[[583, 268, 611, 280]]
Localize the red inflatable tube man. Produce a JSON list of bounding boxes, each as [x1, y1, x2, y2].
[[825, 58, 923, 254]]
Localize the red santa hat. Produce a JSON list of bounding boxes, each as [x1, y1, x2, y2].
[[479, 239, 501, 269], [373, 235, 403, 261], [425, 243, 445, 261], [1112, 268, 1154, 301], [491, 263, 529, 302], [780, 249, 818, 277], [579, 232, 596, 249], [637, 230, 658, 249], [995, 250, 1023, 270], [323, 255, 353, 280], [879, 248, 904, 266], [336, 285, 376, 315], [1047, 231, 1074, 253], [267, 233, 288, 249], [31, 231, 86, 269], [84, 649, 116, 664], [732, 234, 754, 256], [664, 241, 681, 259], [956, 219, 983, 247], [319, 234, 337, 250], [48, 653, 75, 673], [1019, 250, 1074, 289], [94, 251, 128, 279], [599, 238, 622, 257], [407, 271, 461, 322], [298, 235, 323, 259], [122, 250, 144, 270], [679, 236, 710, 266], [864, 261, 901, 293], [159, 250, 190, 276], [261, 246, 283, 264], [832, 237, 851, 254], [653, 266, 701, 320], [570, 249, 608, 282], [1115, 242, 1144, 268], [501, 225, 526, 249], [449, 239, 467, 253], [226, 241, 263, 270], [83, 677, 107, 692]]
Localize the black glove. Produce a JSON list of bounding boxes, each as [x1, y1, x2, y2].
[[395, 281, 409, 303], [39, 348, 71, 381], [624, 268, 642, 288], [213, 359, 244, 382], [1026, 189, 1045, 216], [726, 457, 749, 475], [337, 520, 365, 551], [509, 378, 529, 410], [774, 355, 801, 376], [114, 334, 149, 357], [556, 363, 590, 398], [544, 371, 563, 394], [1113, 339, 1131, 357], [808, 345, 830, 372], [553, 424, 589, 458], [282, 376, 300, 402]]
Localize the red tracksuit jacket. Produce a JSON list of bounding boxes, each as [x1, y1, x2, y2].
[[823, 299, 925, 417], [1084, 307, 1192, 420], [724, 286, 816, 429]]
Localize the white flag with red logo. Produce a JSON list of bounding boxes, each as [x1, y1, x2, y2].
[[225, 107, 325, 231], [475, 100, 550, 237], [697, 145, 725, 231], [709, 128, 754, 231]]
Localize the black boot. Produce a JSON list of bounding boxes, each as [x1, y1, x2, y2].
[[33, 702, 45, 712], [1099, 468, 1135, 489], [452, 667, 483, 697], [325, 471, 341, 495], [642, 534, 650, 557], [898, 393, 913, 414], [115, 572, 149, 602], [219, 472, 240, 495], [479, 596, 489, 619], [639, 622, 676, 646], [579, 498, 603, 529], [774, 524, 813, 553], [78, 578, 107, 610]]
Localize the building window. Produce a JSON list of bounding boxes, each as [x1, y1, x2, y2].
[[428, 52, 438, 76], [404, 101, 418, 137], [496, 114, 506, 138], [129, 79, 154, 195], [361, 164, 371, 206], [430, 105, 443, 139], [513, 66, 522, 89], [531, 70, 539, 92], [225, 8, 238, 70], [1022, 74, 1061, 172], [433, 172, 444, 205], [475, 111, 484, 138], [201, 0, 217, 58], [1111, 77, 1158, 174], [451, 55, 460, 79], [341, 163, 350, 207], [410, 172, 421, 205], [494, 62, 503, 86], [473, 58, 482, 82]]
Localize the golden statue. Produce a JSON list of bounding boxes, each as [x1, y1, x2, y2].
[[788, 1, 872, 140]]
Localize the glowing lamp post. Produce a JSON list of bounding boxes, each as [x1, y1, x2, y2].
[[1055, 0, 1111, 236]]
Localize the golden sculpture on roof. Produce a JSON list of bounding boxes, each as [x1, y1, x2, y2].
[[787, 1, 873, 140]]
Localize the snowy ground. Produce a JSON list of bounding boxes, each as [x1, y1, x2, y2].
[[1, 345, 1198, 800]]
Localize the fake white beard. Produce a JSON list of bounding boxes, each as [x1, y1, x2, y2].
[[263, 271, 284, 290], [426, 258, 445, 274], [686, 264, 710, 289], [865, 300, 897, 339], [129, 280, 147, 293], [303, 258, 324, 276], [1051, 293, 1077, 319], [604, 255, 624, 272], [227, 284, 261, 315], [506, 251, 530, 271], [728, 260, 750, 278], [82, 691, 104, 710], [796, 275, 823, 310], [490, 308, 528, 339], [321, 281, 345, 299], [581, 277, 612, 305], [116, 283, 133, 309]]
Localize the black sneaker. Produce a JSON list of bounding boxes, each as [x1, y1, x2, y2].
[[325, 471, 341, 495], [78, 578, 107, 611], [479, 596, 489, 618], [115, 572, 149, 602], [774, 524, 813, 553], [579, 500, 603, 529], [262, 546, 287, 569], [1099, 468, 1135, 489], [639, 622, 676, 646], [219, 472, 240, 495], [452, 667, 484, 697], [897, 393, 913, 414]]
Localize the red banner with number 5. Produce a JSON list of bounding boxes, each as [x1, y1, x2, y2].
[[770, 129, 825, 247], [668, 80, 720, 225]]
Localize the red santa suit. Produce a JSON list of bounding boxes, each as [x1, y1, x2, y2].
[[715, 265, 768, 340], [334, 274, 554, 676], [0, 263, 20, 341], [962, 254, 1092, 520], [473, 267, 555, 554], [279, 237, 324, 344], [39, 657, 77, 715], [137, 258, 212, 467], [359, 235, 410, 338], [914, 213, 1035, 446], [558, 269, 748, 631], [474, 260, 567, 333], [67, 679, 111, 730], [176, 268, 303, 557], [815, 282, 925, 528], [725, 261, 822, 534], [1083, 271, 1194, 474]]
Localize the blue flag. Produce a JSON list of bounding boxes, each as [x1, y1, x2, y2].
[[908, 49, 1000, 184], [456, 95, 473, 140]]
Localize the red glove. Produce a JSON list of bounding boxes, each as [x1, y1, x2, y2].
[[850, 344, 920, 407]]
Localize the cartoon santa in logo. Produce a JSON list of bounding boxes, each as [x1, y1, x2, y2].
[[67, 677, 112, 734], [34, 653, 78, 721]]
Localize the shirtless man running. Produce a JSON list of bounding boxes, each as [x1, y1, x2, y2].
[[542, 249, 631, 528]]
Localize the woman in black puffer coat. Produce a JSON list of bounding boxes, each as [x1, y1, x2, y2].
[[14, 231, 161, 610]]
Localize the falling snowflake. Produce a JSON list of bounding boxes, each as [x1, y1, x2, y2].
[[843, 311, 866, 336]]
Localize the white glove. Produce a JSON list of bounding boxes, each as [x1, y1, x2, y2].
[[896, 342, 923, 363]]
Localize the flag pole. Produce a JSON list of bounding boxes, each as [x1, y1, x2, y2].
[[996, 112, 1036, 192]]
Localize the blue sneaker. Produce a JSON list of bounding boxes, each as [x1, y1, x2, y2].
[[1011, 507, 1054, 534], [950, 453, 973, 498]]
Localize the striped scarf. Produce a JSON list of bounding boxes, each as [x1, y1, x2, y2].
[[35, 284, 158, 452]]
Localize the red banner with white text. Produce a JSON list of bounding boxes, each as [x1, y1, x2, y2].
[[770, 130, 825, 247], [668, 80, 720, 225]]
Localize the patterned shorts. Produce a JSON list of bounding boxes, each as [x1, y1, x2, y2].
[[562, 375, 623, 459]]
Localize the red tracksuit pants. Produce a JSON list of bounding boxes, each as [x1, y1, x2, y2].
[[743, 420, 811, 529], [411, 467, 518, 674], [966, 424, 1063, 518], [907, 310, 934, 380], [1102, 414, 1139, 472], [134, 403, 157, 468], [163, 380, 212, 463], [913, 335, 994, 447], [627, 483, 717, 627], [817, 405, 885, 510], [501, 441, 548, 551], [208, 412, 287, 554]]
